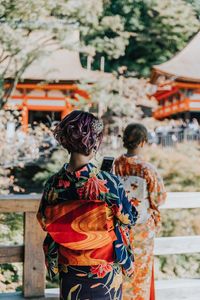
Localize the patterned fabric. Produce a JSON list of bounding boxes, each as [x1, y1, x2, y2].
[[37, 163, 138, 297], [114, 155, 166, 300], [60, 264, 122, 300]]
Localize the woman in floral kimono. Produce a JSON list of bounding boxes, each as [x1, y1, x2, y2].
[[114, 123, 166, 300], [37, 111, 137, 300]]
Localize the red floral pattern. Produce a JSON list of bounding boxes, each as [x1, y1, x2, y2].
[[90, 264, 113, 278], [77, 174, 108, 200], [75, 166, 88, 178], [58, 179, 70, 188]]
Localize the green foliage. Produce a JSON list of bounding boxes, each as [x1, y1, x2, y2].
[[33, 149, 68, 185], [185, 0, 200, 16], [0, 213, 23, 244], [143, 143, 200, 192], [83, 0, 199, 76], [1, 0, 199, 89], [155, 253, 200, 279], [0, 263, 19, 282], [0, 262, 23, 292], [77, 76, 154, 119]]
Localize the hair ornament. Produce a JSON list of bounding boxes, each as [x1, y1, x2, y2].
[[91, 119, 104, 135]]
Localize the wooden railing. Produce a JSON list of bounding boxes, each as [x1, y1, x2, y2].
[[0, 194, 46, 299], [155, 192, 200, 255], [155, 192, 200, 300], [0, 193, 200, 299]]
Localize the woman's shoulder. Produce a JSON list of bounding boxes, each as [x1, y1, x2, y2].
[[137, 160, 162, 183], [43, 165, 65, 188], [115, 154, 157, 173], [99, 170, 119, 180], [114, 154, 125, 164], [98, 170, 121, 185], [141, 161, 158, 174], [43, 174, 57, 190]]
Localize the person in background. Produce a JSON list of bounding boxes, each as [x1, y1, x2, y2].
[[37, 110, 137, 300], [114, 123, 167, 300]]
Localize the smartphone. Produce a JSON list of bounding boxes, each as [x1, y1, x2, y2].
[[100, 157, 115, 172]]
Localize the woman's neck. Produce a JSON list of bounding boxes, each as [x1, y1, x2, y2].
[[67, 152, 90, 172], [126, 148, 140, 156]]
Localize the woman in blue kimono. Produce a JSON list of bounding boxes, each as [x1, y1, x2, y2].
[[37, 110, 137, 300]]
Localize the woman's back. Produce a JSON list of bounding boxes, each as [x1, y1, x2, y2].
[[114, 154, 165, 226], [114, 122, 166, 300], [37, 161, 137, 299], [38, 163, 121, 267]]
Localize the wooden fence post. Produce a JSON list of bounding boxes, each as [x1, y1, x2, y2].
[[23, 212, 46, 298]]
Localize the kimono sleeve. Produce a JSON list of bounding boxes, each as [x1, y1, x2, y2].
[[36, 176, 59, 280], [147, 165, 167, 207], [37, 175, 56, 231], [108, 176, 138, 277], [37, 184, 48, 231], [146, 165, 167, 226]]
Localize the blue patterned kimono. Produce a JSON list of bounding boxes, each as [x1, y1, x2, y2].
[[37, 163, 137, 299]]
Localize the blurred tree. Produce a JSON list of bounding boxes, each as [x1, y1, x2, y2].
[[185, 0, 200, 17], [83, 0, 199, 76], [0, 0, 127, 107], [0, 110, 54, 194], [1, 0, 198, 93], [77, 73, 157, 142]]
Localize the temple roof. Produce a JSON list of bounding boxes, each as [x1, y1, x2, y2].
[[21, 49, 106, 82], [151, 31, 200, 83], [0, 31, 109, 83]]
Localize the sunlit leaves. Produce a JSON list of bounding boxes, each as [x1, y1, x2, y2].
[[86, 0, 199, 75]]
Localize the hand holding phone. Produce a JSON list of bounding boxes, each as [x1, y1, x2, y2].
[[100, 157, 115, 172]]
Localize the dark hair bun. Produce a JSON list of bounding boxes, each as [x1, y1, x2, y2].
[[123, 123, 148, 150], [54, 110, 103, 155]]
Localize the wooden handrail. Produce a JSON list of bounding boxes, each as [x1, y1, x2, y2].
[[155, 236, 200, 255], [1, 192, 200, 213], [0, 194, 40, 213], [161, 192, 200, 209], [0, 194, 45, 298], [0, 245, 24, 263]]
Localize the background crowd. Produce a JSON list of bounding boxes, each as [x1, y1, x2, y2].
[[149, 118, 200, 146]]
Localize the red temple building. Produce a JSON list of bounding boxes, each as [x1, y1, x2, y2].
[[4, 41, 105, 129], [151, 31, 200, 121]]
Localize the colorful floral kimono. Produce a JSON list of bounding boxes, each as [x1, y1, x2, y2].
[[114, 155, 166, 300], [37, 163, 137, 300]]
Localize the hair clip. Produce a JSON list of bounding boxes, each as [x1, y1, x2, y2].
[[91, 119, 103, 135]]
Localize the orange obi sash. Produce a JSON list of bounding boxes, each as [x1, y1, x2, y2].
[[44, 199, 116, 265]]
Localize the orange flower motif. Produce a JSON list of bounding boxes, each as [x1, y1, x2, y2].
[[135, 295, 144, 300], [90, 264, 113, 278], [58, 179, 70, 188], [78, 175, 108, 200], [131, 198, 140, 207], [76, 166, 88, 178]]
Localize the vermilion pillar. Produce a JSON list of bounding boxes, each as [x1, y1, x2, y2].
[[22, 106, 28, 131]]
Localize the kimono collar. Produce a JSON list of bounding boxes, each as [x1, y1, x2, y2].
[[63, 162, 98, 180], [123, 154, 142, 161]]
